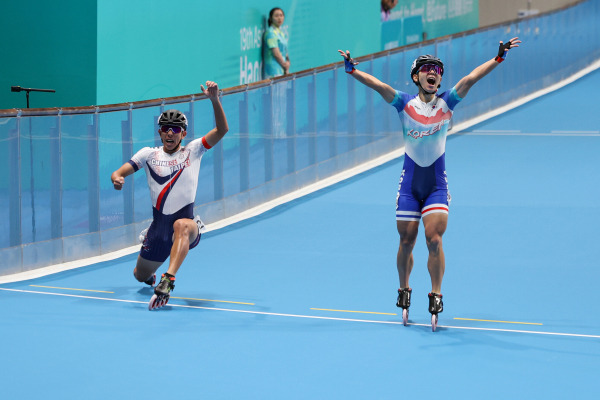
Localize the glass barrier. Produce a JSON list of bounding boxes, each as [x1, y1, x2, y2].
[[1, 0, 598, 275]]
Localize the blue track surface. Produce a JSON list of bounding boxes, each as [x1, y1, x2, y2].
[[1, 69, 600, 399]]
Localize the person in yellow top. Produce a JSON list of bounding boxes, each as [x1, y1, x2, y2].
[[263, 7, 290, 78]]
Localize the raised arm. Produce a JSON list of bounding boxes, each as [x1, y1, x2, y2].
[[201, 81, 229, 148], [455, 37, 521, 99], [338, 50, 396, 103]]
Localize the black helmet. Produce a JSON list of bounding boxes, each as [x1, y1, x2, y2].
[[157, 109, 188, 128], [410, 55, 444, 78]]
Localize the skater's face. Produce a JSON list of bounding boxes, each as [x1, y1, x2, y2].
[[158, 125, 187, 154], [413, 64, 442, 93]]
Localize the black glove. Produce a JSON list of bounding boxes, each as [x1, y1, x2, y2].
[[495, 40, 512, 63]]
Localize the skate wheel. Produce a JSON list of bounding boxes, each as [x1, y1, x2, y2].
[[402, 309, 409, 326], [431, 314, 438, 332], [159, 296, 168, 308], [149, 294, 159, 311]]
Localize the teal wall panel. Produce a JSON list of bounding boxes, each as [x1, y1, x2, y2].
[[0, 0, 97, 109], [96, 0, 381, 105], [2, 0, 477, 109]]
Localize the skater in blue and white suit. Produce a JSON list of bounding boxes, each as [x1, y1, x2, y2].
[[111, 81, 228, 310], [339, 37, 521, 323]]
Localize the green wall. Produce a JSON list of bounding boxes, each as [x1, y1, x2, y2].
[[1, 0, 478, 109], [0, 0, 97, 109], [96, 0, 381, 105]]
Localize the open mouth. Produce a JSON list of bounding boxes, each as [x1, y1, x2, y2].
[[426, 76, 437, 85]]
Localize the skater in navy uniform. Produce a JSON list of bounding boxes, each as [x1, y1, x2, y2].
[[111, 81, 228, 310], [339, 37, 521, 330]]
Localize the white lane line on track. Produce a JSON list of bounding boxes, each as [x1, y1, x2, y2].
[[2, 287, 600, 339], [551, 130, 600, 134], [462, 132, 600, 137], [472, 129, 522, 133]]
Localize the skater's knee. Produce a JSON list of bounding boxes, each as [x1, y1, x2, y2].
[[173, 219, 192, 235], [426, 234, 443, 253], [134, 257, 161, 282], [134, 268, 154, 283], [398, 228, 417, 247], [173, 219, 197, 243], [399, 236, 416, 250], [133, 268, 146, 282]]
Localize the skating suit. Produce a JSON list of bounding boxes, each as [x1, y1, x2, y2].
[[391, 87, 462, 221], [128, 137, 212, 262]]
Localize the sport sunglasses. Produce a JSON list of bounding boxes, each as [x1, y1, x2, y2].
[[419, 64, 443, 75], [159, 125, 184, 134]]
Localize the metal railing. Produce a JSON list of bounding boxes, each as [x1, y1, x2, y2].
[[0, 0, 598, 275]]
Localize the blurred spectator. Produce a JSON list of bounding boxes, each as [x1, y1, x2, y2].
[[263, 7, 290, 78], [381, 0, 399, 21]]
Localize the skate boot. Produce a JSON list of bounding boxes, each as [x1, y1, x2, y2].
[[144, 274, 156, 287], [194, 215, 207, 234], [428, 292, 443, 332], [149, 273, 175, 310], [396, 288, 412, 326]]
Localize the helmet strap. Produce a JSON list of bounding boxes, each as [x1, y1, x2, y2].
[[171, 138, 183, 152], [420, 83, 438, 95], [414, 74, 438, 95]]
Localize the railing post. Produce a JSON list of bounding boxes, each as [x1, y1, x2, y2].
[[308, 74, 317, 165], [87, 112, 100, 233], [329, 70, 338, 158], [155, 105, 163, 148], [187, 99, 195, 141], [87, 111, 100, 232], [347, 72, 356, 150], [286, 80, 296, 174], [239, 91, 250, 191], [382, 52, 391, 134], [213, 114, 224, 201], [9, 123, 21, 247], [121, 108, 134, 224], [263, 86, 274, 182], [50, 119, 62, 239], [365, 58, 374, 144]]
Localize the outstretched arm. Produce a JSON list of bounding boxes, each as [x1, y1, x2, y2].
[[201, 81, 229, 147], [338, 50, 396, 103], [455, 37, 521, 99]]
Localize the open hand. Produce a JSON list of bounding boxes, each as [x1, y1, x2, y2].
[[338, 50, 359, 65], [496, 37, 521, 62], [499, 37, 521, 54], [338, 50, 359, 73]]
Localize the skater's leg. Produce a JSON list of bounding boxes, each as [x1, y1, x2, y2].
[[133, 256, 162, 283], [166, 218, 199, 276], [422, 213, 447, 293], [396, 220, 419, 289]]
